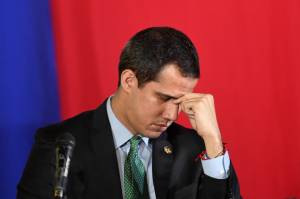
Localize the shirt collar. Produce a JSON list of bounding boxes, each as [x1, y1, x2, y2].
[[106, 96, 149, 149]]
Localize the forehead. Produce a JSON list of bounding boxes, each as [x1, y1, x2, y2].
[[144, 64, 198, 96]]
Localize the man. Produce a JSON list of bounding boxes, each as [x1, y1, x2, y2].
[[17, 27, 241, 199]]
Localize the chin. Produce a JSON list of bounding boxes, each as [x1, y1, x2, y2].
[[142, 128, 167, 138], [146, 132, 163, 139]]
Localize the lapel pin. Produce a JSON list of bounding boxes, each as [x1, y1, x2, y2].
[[163, 146, 173, 154]]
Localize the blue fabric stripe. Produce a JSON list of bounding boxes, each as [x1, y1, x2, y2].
[[0, 0, 60, 198]]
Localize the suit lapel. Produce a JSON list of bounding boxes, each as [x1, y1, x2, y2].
[[89, 100, 123, 198], [152, 132, 174, 199]]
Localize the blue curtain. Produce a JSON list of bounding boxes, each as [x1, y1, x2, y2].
[[0, 0, 60, 198]]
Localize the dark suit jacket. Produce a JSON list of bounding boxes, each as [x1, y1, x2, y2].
[[17, 100, 242, 199]]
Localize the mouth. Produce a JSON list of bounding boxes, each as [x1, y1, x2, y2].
[[155, 123, 168, 128], [149, 121, 172, 132]]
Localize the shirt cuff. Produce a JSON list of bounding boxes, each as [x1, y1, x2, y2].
[[201, 151, 230, 179]]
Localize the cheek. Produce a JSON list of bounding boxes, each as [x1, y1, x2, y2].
[[138, 97, 163, 120]]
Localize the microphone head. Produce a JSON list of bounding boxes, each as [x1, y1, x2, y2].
[[55, 132, 76, 147], [54, 132, 75, 199]]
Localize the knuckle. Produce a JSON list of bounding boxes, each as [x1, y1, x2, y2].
[[197, 100, 206, 107], [205, 94, 214, 101], [206, 94, 213, 98]]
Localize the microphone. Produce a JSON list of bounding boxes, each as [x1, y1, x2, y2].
[[53, 132, 76, 199]]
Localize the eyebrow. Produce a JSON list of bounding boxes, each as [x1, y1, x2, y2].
[[155, 92, 183, 99]]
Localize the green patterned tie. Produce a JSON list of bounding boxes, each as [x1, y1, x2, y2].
[[124, 136, 148, 199]]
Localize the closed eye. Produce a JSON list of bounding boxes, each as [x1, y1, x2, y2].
[[156, 92, 176, 102], [160, 95, 172, 101]]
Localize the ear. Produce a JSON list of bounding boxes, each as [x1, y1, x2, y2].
[[120, 69, 138, 92]]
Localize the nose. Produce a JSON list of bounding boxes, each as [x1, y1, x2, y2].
[[162, 101, 179, 122]]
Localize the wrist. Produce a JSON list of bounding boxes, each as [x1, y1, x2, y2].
[[203, 135, 223, 158], [198, 143, 227, 160]]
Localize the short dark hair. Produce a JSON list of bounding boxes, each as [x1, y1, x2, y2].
[[118, 27, 200, 87]]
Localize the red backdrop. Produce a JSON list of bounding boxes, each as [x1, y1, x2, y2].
[[51, 0, 300, 198]]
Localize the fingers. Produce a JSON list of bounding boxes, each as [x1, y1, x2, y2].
[[173, 93, 206, 104], [175, 93, 214, 109], [176, 93, 217, 119], [174, 93, 215, 110]]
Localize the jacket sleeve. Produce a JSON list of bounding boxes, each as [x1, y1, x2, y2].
[[197, 163, 242, 199]]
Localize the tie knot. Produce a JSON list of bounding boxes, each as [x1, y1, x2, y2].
[[129, 136, 141, 151]]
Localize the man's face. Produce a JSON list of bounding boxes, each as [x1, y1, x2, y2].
[[125, 64, 198, 138]]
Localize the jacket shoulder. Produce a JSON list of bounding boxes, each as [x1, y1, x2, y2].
[[35, 109, 94, 144]]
